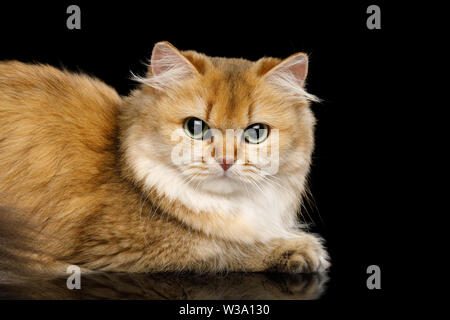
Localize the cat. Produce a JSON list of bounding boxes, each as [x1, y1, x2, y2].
[[0, 41, 329, 274]]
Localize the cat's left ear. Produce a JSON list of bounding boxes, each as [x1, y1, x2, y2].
[[150, 42, 198, 77], [138, 41, 199, 90], [263, 53, 309, 88], [259, 53, 319, 101]]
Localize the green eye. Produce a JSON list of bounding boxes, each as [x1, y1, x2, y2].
[[244, 123, 269, 144], [183, 117, 210, 140]]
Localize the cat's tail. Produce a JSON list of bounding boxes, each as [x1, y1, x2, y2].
[[0, 199, 75, 286]]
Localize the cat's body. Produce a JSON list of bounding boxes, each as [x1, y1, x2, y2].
[[0, 42, 329, 274]]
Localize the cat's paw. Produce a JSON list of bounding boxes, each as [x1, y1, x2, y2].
[[266, 234, 330, 273]]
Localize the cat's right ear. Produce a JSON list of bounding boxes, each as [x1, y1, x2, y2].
[[136, 41, 199, 90], [257, 53, 319, 102]]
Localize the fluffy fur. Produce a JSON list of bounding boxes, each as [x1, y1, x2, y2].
[[0, 42, 329, 274]]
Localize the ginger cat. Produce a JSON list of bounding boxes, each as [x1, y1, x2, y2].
[[0, 42, 329, 274]]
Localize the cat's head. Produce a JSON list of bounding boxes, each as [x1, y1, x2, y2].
[[120, 42, 318, 201]]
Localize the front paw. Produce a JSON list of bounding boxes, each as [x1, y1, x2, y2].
[[266, 234, 330, 273]]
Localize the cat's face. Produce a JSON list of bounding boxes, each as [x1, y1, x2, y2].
[[122, 42, 317, 198]]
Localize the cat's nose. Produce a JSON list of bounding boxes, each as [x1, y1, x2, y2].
[[217, 158, 233, 171]]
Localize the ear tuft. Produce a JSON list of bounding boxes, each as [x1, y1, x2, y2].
[[134, 41, 198, 90], [264, 53, 319, 102]]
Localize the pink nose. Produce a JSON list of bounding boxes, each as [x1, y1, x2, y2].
[[218, 158, 233, 171]]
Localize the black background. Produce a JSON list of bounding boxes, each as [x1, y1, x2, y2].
[[0, 0, 409, 315]]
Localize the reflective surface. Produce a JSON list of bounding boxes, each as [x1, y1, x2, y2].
[[0, 272, 328, 300]]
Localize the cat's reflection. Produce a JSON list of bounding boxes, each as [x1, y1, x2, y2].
[[0, 272, 328, 300]]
